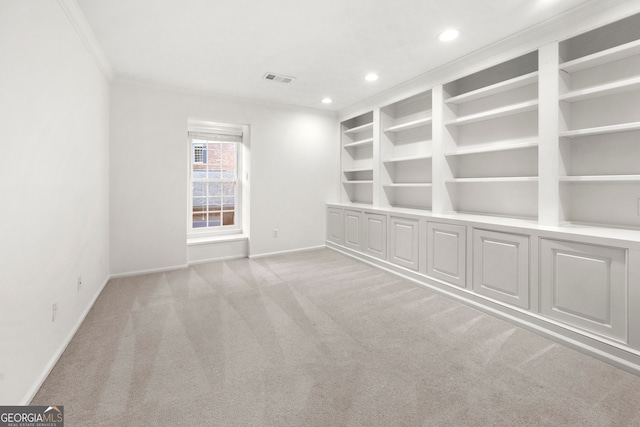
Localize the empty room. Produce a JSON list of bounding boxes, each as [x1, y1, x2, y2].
[[3, 0, 640, 425]]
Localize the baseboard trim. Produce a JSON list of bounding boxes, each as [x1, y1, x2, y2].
[[188, 255, 246, 266], [22, 274, 111, 405], [109, 263, 188, 279], [248, 245, 326, 260]]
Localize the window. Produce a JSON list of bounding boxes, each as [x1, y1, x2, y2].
[[193, 144, 205, 163], [188, 121, 243, 235]]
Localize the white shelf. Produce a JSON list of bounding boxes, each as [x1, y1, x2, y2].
[[446, 71, 539, 105], [560, 175, 640, 182], [383, 154, 432, 163], [343, 180, 374, 184], [384, 183, 433, 188], [343, 167, 373, 173], [445, 100, 538, 126], [560, 121, 640, 138], [560, 76, 640, 103], [383, 117, 432, 133], [343, 122, 374, 134], [445, 138, 538, 156], [343, 137, 374, 148], [447, 176, 538, 183], [560, 39, 640, 73]]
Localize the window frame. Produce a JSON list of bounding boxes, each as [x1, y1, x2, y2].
[[187, 121, 244, 238]]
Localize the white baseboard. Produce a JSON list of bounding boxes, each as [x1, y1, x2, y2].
[[109, 263, 188, 279], [22, 274, 111, 405], [188, 255, 246, 266], [248, 245, 326, 260]]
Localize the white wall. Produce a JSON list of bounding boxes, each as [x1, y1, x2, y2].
[[0, 1, 111, 404], [110, 81, 338, 275]]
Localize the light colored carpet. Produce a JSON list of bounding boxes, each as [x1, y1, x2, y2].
[[33, 248, 640, 426]]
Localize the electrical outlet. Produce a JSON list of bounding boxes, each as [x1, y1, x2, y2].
[[77, 276, 82, 292], [273, 228, 279, 238], [52, 303, 57, 322]]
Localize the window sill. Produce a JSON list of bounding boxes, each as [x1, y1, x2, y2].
[[187, 234, 248, 246]]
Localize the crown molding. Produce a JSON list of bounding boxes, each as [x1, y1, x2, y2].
[[57, 0, 114, 81]]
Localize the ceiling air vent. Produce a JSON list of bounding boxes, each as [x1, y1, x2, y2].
[[263, 72, 296, 84]]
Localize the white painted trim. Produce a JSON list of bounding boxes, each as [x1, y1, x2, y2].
[[22, 274, 111, 405], [187, 234, 248, 246], [187, 255, 246, 266], [109, 264, 188, 279], [57, 0, 114, 81], [248, 245, 326, 260]]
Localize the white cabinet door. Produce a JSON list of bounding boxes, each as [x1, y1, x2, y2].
[[540, 239, 627, 342], [344, 210, 363, 252], [389, 216, 419, 270], [473, 229, 529, 309], [364, 213, 387, 260], [427, 222, 467, 288], [327, 208, 343, 245]]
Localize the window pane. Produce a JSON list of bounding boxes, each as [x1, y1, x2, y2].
[[208, 197, 221, 211], [207, 143, 222, 179], [222, 182, 235, 196], [222, 197, 235, 210], [222, 142, 236, 164], [193, 213, 206, 228], [208, 212, 221, 227], [193, 197, 206, 212], [208, 182, 221, 197], [192, 141, 207, 174], [222, 211, 234, 226], [193, 182, 206, 198]]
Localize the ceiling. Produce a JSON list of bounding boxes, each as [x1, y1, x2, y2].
[[76, 0, 600, 111]]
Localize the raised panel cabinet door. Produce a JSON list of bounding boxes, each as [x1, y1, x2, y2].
[[327, 208, 343, 244], [344, 210, 363, 252], [540, 239, 627, 342], [427, 222, 466, 288], [364, 213, 387, 260], [389, 216, 419, 270], [473, 229, 530, 309]]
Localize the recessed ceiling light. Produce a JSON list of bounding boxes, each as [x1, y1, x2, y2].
[[365, 73, 379, 82], [322, 97, 333, 104], [437, 29, 459, 42]]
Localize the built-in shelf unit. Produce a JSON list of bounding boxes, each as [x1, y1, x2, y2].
[[341, 111, 375, 205], [380, 91, 433, 211], [329, 10, 640, 376], [442, 51, 539, 220], [558, 12, 640, 229]]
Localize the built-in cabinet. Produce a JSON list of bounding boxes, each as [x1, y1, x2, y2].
[[539, 238, 627, 342], [389, 216, 420, 271], [331, 12, 640, 374], [427, 222, 466, 288], [326, 203, 640, 374], [343, 209, 362, 251], [363, 212, 387, 260], [472, 229, 530, 309]]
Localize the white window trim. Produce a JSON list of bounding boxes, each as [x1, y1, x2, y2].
[[187, 120, 246, 239]]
